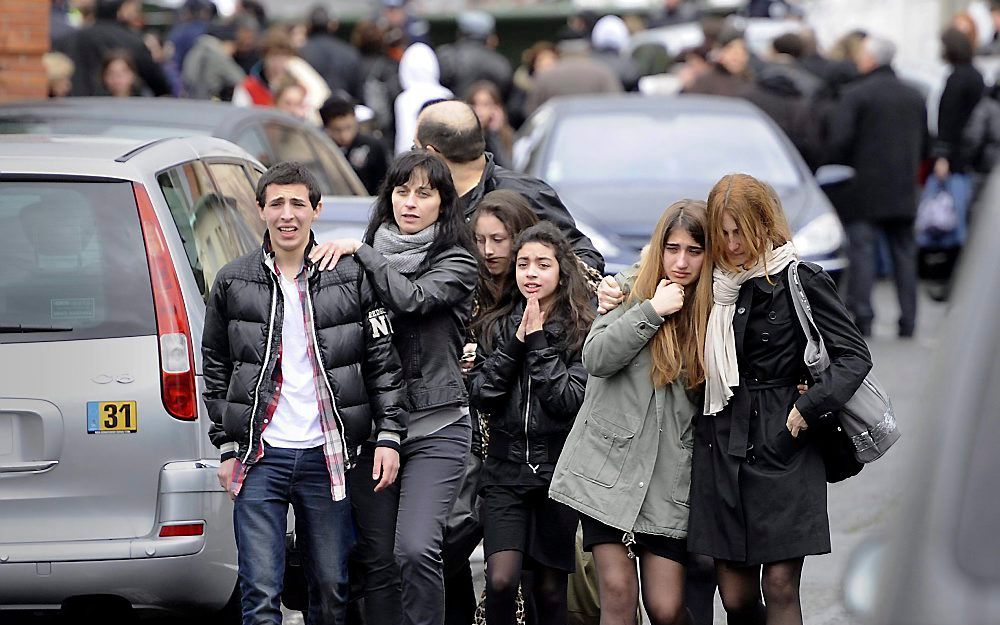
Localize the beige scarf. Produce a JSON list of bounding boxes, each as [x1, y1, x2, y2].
[[704, 242, 797, 415]]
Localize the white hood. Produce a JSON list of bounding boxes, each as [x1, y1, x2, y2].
[[394, 42, 453, 154], [399, 42, 442, 90]]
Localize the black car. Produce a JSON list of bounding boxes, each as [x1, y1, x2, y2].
[[513, 94, 849, 275]]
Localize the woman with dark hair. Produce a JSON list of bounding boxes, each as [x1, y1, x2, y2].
[[311, 150, 479, 625], [101, 49, 141, 97], [352, 19, 402, 144], [470, 221, 595, 625], [471, 190, 540, 322], [937, 26, 985, 175], [466, 80, 515, 167], [551, 200, 713, 625]]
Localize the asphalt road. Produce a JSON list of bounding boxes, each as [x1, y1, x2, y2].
[[765, 281, 944, 625]]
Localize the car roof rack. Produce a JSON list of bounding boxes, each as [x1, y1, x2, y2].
[[115, 136, 179, 163]]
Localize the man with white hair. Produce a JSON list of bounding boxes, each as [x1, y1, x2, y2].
[[826, 35, 928, 338]]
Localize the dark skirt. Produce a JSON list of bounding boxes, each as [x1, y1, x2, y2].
[[687, 384, 831, 565], [580, 514, 688, 565], [481, 481, 578, 573]]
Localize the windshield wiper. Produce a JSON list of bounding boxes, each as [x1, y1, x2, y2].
[[0, 324, 74, 333]]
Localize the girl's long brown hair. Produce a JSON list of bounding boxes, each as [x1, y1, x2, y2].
[[477, 221, 595, 356], [470, 190, 539, 333], [628, 199, 713, 389], [707, 173, 791, 276]]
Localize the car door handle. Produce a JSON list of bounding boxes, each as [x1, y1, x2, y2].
[[0, 460, 59, 474]]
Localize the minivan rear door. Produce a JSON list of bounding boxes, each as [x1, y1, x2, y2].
[[0, 178, 197, 550]]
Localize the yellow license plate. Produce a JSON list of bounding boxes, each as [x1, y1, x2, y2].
[[87, 401, 138, 433]]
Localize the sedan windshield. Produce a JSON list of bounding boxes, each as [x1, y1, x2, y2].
[[543, 111, 801, 188]]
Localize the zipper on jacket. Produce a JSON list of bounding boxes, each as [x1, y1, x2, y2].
[[525, 377, 538, 474], [243, 273, 280, 465], [304, 281, 351, 460]]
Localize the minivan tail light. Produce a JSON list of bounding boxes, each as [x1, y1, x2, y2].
[[134, 183, 197, 421], [159, 522, 204, 538]]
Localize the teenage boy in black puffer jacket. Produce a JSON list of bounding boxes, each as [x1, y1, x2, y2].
[[202, 161, 408, 624]]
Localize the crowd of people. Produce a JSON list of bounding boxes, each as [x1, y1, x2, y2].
[[45, 0, 1000, 330], [41, 1, 998, 624], [204, 99, 874, 625]]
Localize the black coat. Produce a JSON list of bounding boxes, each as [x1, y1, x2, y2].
[[300, 33, 364, 100], [202, 239, 408, 465], [70, 19, 172, 97], [437, 40, 513, 100], [826, 66, 929, 222], [469, 304, 588, 466], [353, 243, 478, 411], [462, 153, 605, 273], [688, 263, 872, 564], [343, 133, 390, 195], [936, 63, 984, 171]]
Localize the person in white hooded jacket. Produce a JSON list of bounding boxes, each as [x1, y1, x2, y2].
[[395, 43, 453, 155]]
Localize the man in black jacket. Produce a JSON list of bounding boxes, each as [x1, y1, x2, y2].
[[320, 96, 390, 195], [436, 11, 513, 100], [826, 35, 928, 337], [415, 99, 605, 273], [298, 5, 363, 100], [202, 162, 407, 624]]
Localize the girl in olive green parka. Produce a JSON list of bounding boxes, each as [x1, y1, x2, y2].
[[549, 199, 713, 625]]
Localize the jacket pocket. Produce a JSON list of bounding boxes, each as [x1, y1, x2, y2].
[[567, 414, 635, 488], [670, 446, 693, 507]]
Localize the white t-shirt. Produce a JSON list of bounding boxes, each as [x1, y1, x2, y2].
[[263, 274, 325, 449]]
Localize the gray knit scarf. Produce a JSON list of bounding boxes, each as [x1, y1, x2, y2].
[[372, 222, 439, 274]]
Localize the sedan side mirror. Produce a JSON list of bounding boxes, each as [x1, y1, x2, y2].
[[815, 165, 856, 188]]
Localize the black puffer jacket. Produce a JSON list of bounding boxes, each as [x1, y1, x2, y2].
[[462, 153, 605, 273], [354, 243, 478, 411], [203, 240, 408, 465], [469, 304, 588, 466]]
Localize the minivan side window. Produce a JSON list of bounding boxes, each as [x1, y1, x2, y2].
[[157, 161, 257, 300], [207, 162, 265, 240], [0, 180, 156, 343]]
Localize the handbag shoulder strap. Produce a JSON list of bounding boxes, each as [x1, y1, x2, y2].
[[786, 260, 831, 377]]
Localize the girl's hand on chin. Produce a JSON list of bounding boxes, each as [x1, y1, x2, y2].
[[524, 296, 545, 335]]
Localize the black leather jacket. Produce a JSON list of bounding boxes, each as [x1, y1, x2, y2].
[[202, 237, 408, 465], [469, 304, 588, 466], [353, 243, 478, 411], [462, 153, 605, 273]]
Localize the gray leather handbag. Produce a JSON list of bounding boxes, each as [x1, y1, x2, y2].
[[787, 261, 901, 463]]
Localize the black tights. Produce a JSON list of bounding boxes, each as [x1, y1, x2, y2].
[[591, 543, 691, 625], [716, 558, 804, 625], [485, 549, 567, 625]]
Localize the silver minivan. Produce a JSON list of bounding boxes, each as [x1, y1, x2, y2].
[[0, 134, 271, 621]]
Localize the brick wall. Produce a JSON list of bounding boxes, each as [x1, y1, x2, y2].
[[0, 0, 50, 102]]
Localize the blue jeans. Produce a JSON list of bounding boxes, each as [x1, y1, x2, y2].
[[234, 444, 355, 625]]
